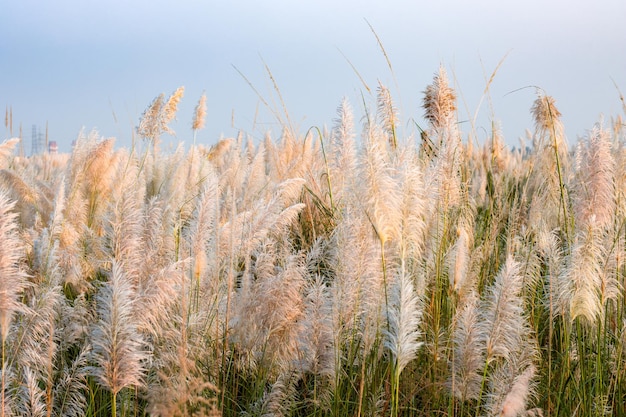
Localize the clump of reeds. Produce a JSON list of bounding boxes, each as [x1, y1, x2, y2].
[[2, 64, 626, 417], [449, 256, 538, 415]]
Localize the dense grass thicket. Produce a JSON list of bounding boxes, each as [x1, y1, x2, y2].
[[1, 67, 626, 416]]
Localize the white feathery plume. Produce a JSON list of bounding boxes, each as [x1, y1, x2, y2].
[[272, 177, 306, 207], [0, 169, 39, 228], [191, 92, 207, 131], [88, 262, 148, 395], [528, 93, 569, 230], [499, 365, 537, 417], [422, 67, 463, 210], [18, 367, 46, 417], [53, 345, 90, 417], [186, 175, 219, 283], [330, 208, 378, 343], [243, 143, 269, 208], [384, 270, 422, 374], [137, 93, 165, 143], [58, 294, 92, 349], [535, 227, 567, 320], [448, 218, 474, 292], [0, 364, 16, 416], [449, 291, 484, 401], [230, 249, 306, 373], [398, 155, 428, 275], [140, 196, 168, 282], [423, 66, 457, 132], [531, 94, 566, 152], [301, 275, 335, 378], [219, 178, 306, 259], [478, 256, 526, 363], [260, 373, 298, 417], [107, 152, 145, 281], [360, 124, 402, 245], [134, 261, 184, 339], [614, 139, 626, 220], [377, 81, 399, 149], [49, 179, 66, 240], [336, 209, 385, 355], [0, 189, 28, 343], [330, 97, 358, 201], [161, 86, 185, 136], [488, 364, 537, 417], [572, 123, 615, 229], [0, 138, 19, 166], [560, 220, 605, 324], [15, 280, 62, 415]]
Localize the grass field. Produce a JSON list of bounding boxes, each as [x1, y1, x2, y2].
[[1, 67, 626, 416]]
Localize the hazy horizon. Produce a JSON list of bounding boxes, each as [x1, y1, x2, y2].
[[2, 0, 625, 153]]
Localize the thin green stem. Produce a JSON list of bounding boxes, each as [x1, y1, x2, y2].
[[545, 97, 570, 243], [1, 340, 4, 417], [307, 126, 335, 213]]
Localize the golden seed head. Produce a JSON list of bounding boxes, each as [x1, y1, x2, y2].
[[423, 66, 457, 127], [192, 93, 207, 131]]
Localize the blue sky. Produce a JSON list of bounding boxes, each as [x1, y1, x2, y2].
[[1, 0, 625, 153]]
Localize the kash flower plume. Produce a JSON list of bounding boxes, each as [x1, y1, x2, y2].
[[360, 127, 401, 244], [479, 256, 526, 362], [137, 93, 165, 142], [88, 262, 148, 395], [423, 66, 457, 129], [560, 221, 605, 324], [377, 81, 399, 149], [330, 97, 357, 200], [449, 292, 483, 400], [0, 189, 28, 342], [531, 93, 564, 148], [192, 92, 207, 131], [489, 364, 537, 417], [162, 86, 185, 135], [528, 92, 570, 230], [384, 271, 422, 374], [573, 124, 615, 229]]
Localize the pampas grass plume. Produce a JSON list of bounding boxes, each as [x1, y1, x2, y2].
[[423, 66, 457, 129], [137, 93, 165, 142], [496, 365, 536, 417], [361, 128, 401, 245], [479, 256, 525, 362], [192, 93, 207, 131], [449, 291, 483, 400], [531, 94, 563, 145], [0, 189, 28, 342], [162, 86, 185, 135], [88, 262, 148, 395], [330, 97, 357, 199], [562, 221, 604, 324], [19, 367, 46, 417], [573, 124, 615, 229], [449, 221, 473, 292], [384, 271, 422, 374], [377, 81, 398, 149], [0, 138, 19, 165]]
